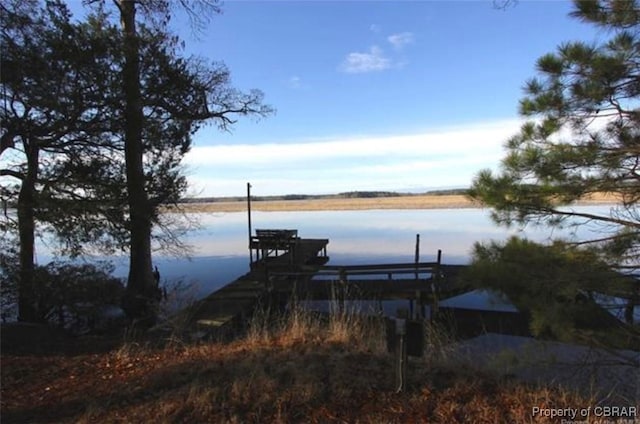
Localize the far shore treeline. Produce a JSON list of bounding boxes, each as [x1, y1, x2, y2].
[[1, 189, 467, 209], [180, 188, 469, 204]]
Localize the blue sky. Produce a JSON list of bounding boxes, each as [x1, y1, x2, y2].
[[73, 1, 603, 197]]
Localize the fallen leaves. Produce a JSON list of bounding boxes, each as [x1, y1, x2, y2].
[[2, 333, 590, 423]]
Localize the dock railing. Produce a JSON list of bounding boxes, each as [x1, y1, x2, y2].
[[266, 259, 449, 320], [271, 261, 442, 285], [249, 229, 299, 263]]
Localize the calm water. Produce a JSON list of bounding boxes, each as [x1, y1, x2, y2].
[[28, 206, 637, 321], [33, 206, 616, 293]]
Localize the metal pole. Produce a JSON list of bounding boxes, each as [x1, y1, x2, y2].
[[432, 249, 442, 319], [247, 182, 252, 263], [414, 233, 420, 281], [414, 234, 420, 319], [395, 308, 408, 393], [412, 235, 419, 320]]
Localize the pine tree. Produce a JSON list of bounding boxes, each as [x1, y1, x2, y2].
[[1, 0, 273, 323], [470, 0, 640, 272]]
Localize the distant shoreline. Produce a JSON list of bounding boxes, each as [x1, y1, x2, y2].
[[178, 193, 618, 213]]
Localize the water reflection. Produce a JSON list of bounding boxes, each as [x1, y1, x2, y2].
[[187, 209, 567, 259], [438, 289, 518, 313], [34, 206, 617, 297]]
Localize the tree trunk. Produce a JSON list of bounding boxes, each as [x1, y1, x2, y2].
[[17, 139, 39, 322], [119, 0, 155, 325]]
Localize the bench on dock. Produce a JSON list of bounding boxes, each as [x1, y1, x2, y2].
[[250, 229, 299, 263]]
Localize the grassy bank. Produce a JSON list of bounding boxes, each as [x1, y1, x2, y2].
[[2, 307, 592, 423], [178, 192, 619, 213]]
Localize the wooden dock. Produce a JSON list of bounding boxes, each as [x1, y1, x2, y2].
[[186, 231, 329, 336], [181, 229, 471, 338], [269, 262, 469, 301]]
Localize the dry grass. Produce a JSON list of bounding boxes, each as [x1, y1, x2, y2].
[[183, 194, 481, 213], [2, 306, 597, 424], [179, 192, 619, 213]]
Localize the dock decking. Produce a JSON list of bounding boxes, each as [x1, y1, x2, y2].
[[182, 229, 470, 337], [187, 237, 329, 334], [269, 263, 469, 301]]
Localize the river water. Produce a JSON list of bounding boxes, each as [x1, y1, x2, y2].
[[32, 206, 616, 287], [29, 205, 636, 321]]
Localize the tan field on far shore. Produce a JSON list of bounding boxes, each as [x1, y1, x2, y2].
[[179, 192, 619, 213]]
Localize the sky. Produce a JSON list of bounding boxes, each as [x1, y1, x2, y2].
[[72, 1, 606, 197]]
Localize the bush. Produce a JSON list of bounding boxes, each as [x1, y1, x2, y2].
[[0, 248, 19, 323], [1, 259, 125, 333], [465, 237, 638, 349]]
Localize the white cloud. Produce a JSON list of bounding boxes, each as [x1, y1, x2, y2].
[[185, 119, 523, 197], [369, 24, 381, 33], [387, 32, 414, 49], [339, 45, 391, 74], [339, 32, 415, 74], [288, 75, 302, 89], [186, 120, 519, 167]]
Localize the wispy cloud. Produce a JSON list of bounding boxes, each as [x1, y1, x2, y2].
[[288, 75, 302, 89], [369, 23, 381, 33], [339, 45, 391, 74], [387, 32, 414, 49], [185, 119, 522, 196], [339, 30, 415, 74]]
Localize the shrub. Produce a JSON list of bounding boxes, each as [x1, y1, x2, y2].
[[1, 259, 125, 333]]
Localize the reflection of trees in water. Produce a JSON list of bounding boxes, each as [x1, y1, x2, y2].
[[466, 237, 639, 351]]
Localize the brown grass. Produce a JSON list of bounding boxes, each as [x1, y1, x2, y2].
[[179, 192, 619, 213], [2, 308, 593, 424]]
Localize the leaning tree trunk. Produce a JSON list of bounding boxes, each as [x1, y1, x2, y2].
[[119, 0, 156, 326], [17, 139, 39, 322]]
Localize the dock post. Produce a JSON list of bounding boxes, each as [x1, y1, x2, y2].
[[411, 234, 421, 320], [247, 182, 253, 264], [338, 267, 347, 314], [394, 308, 409, 393], [431, 249, 442, 320], [416, 290, 424, 320], [414, 234, 420, 281]]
